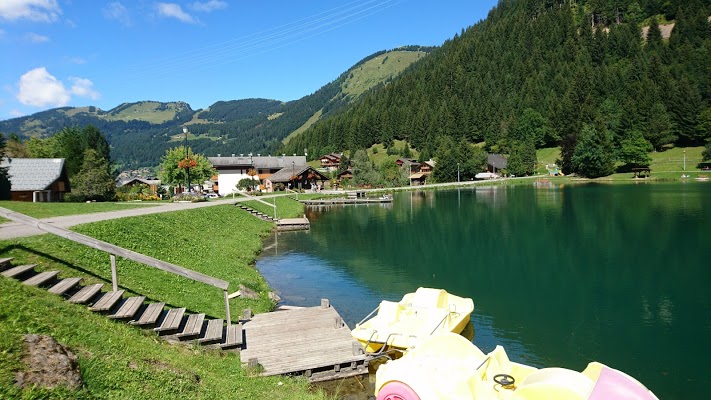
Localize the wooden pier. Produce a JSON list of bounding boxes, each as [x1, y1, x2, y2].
[[301, 197, 392, 206], [241, 300, 368, 382], [276, 217, 310, 231]]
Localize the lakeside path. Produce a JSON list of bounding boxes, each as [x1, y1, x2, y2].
[[0, 197, 258, 240]]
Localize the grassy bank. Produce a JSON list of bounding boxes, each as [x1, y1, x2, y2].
[[0, 278, 323, 399], [0, 203, 328, 398], [0, 200, 158, 219]]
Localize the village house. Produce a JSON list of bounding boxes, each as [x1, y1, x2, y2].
[[1, 158, 71, 202], [487, 154, 508, 174], [116, 177, 162, 195], [266, 165, 329, 192], [319, 153, 342, 171], [208, 155, 307, 196]]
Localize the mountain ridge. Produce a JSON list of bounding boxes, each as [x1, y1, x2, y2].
[[0, 47, 433, 168]]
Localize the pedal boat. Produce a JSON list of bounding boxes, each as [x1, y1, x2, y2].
[[375, 333, 658, 400], [351, 287, 474, 353]]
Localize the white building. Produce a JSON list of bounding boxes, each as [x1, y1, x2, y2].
[[208, 155, 307, 196]]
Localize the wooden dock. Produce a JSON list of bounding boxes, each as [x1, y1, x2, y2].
[[241, 301, 368, 382], [276, 217, 310, 231], [301, 198, 393, 206]]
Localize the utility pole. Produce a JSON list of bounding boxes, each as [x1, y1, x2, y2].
[[183, 126, 191, 193]]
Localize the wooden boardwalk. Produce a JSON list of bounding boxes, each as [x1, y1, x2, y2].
[[241, 301, 368, 382], [276, 217, 310, 231]]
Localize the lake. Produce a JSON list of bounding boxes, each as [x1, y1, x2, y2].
[[257, 182, 710, 399]]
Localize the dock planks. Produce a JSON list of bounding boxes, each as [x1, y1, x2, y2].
[[240, 304, 368, 382]]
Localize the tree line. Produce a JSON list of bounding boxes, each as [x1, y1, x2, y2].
[[283, 0, 711, 177]]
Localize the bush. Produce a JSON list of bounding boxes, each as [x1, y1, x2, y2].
[[170, 193, 206, 202]]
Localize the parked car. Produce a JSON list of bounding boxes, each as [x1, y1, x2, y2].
[[204, 193, 221, 199]]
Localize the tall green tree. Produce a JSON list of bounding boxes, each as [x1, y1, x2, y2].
[[71, 149, 115, 202], [572, 124, 616, 178], [618, 130, 653, 168], [508, 140, 538, 176], [351, 150, 381, 186], [159, 146, 215, 191]]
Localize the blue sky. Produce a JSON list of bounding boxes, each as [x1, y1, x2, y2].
[[1, 0, 497, 120]]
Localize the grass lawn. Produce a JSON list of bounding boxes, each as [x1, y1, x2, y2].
[[0, 203, 330, 398], [0, 201, 159, 219], [242, 195, 307, 219], [0, 278, 324, 399]]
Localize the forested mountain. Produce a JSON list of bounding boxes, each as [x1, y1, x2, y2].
[[0, 47, 431, 168], [283, 0, 711, 175]]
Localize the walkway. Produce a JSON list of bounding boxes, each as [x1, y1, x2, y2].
[[0, 198, 241, 240]]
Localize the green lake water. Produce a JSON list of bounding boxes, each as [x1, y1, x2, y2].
[[257, 182, 710, 399]]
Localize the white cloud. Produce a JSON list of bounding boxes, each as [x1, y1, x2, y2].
[[190, 0, 227, 13], [25, 32, 49, 43], [16, 67, 100, 108], [69, 77, 100, 100], [103, 2, 131, 26], [10, 109, 25, 117], [157, 3, 196, 24], [17, 67, 69, 107], [0, 0, 61, 23]]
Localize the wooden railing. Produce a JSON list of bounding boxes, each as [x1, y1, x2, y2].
[[0, 207, 232, 325]]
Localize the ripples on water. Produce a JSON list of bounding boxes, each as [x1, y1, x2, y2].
[[257, 182, 710, 399]]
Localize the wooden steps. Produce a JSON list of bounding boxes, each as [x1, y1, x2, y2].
[[68, 283, 104, 304], [1, 260, 245, 355], [0, 257, 14, 270], [48, 277, 82, 295], [198, 318, 224, 344], [91, 290, 125, 312], [177, 313, 205, 339], [22, 270, 60, 287], [155, 307, 185, 333], [109, 296, 146, 319], [1, 264, 37, 278], [131, 302, 165, 326], [221, 323, 243, 349]]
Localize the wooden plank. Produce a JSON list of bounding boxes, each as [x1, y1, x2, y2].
[[177, 313, 205, 338], [0, 257, 13, 270], [109, 296, 145, 319], [198, 319, 224, 344], [22, 270, 59, 287], [91, 290, 125, 312], [221, 322, 243, 349], [48, 277, 82, 295], [240, 305, 367, 380], [1, 264, 37, 278], [68, 283, 104, 304], [131, 302, 165, 326], [155, 307, 185, 332]]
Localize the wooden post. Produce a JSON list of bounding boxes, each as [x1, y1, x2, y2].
[[110, 254, 118, 291], [243, 308, 252, 321], [224, 289, 231, 326], [321, 298, 330, 309]]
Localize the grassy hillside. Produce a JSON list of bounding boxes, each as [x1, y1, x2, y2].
[[0, 204, 326, 398], [342, 51, 427, 98]]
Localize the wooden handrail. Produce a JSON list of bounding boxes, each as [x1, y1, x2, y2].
[[0, 207, 232, 324]]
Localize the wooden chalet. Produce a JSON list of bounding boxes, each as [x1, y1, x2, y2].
[[319, 153, 342, 170], [1, 158, 71, 202], [118, 177, 161, 195], [266, 166, 329, 191]]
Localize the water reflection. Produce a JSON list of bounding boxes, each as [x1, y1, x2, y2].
[[257, 183, 710, 400]]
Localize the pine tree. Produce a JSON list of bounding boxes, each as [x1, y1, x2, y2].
[[572, 124, 616, 178], [71, 149, 116, 202]]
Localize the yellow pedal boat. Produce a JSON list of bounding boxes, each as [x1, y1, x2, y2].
[[351, 288, 474, 353], [375, 333, 658, 400]]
